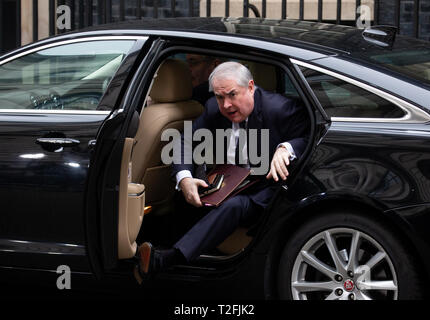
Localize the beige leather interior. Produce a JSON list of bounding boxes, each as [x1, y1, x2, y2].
[[131, 58, 204, 208], [216, 227, 253, 255], [127, 58, 277, 258], [246, 61, 278, 92], [118, 137, 145, 259]]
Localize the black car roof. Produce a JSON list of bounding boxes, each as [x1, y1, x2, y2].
[[2, 17, 429, 109], [78, 17, 430, 56], [7, 17, 429, 65]]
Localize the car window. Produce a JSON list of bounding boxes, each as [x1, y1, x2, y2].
[[369, 49, 430, 87], [300, 67, 406, 119], [0, 40, 135, 111], [284, 73, 300, 99]]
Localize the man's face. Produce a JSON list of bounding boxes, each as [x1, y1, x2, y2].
[[186, 54, 214, 87], [212, 77, 255, 123]]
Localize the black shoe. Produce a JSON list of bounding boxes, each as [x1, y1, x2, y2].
[[135, 242, 180, 284]]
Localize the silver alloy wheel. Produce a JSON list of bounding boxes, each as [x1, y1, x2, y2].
[[290, 228, 398, 300]]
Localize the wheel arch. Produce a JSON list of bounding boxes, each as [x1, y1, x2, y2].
[[263, 196, 429, 299]]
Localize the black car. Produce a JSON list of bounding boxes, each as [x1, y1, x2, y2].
[[1, 17, 430, 300]]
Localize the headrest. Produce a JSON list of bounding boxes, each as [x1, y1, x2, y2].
[[150, 59, 193, 103], [246, 62, 277, 92]]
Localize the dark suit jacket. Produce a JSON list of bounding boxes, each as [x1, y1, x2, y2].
[[172, 87, 310, 207], [192, 81, 213, 105]]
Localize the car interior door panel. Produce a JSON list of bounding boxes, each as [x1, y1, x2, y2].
[[84, 38, 166, 271], [118, 137, 145, 259]]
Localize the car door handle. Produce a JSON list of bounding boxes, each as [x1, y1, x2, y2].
[[36, 137, 81, 147]]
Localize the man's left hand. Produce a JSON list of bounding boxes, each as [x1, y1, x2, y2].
[[266, 146, 291, 182]]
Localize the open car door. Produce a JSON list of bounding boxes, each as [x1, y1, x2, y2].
[[85, 38, 166, 277], [0, 35, 149, 273]]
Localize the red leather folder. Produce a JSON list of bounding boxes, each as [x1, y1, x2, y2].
[[200, 164, 258, 207]]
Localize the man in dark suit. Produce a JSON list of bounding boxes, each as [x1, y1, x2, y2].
[[186, 54, 221, 105], [136, 62, 309, 276]]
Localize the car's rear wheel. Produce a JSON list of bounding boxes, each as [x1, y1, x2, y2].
[[277, 210, 423, 300]]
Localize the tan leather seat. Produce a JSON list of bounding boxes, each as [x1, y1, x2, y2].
[[132, 58, 252, 255], [131, 59, 204, 208], [216, 227, 253, 255], [246, 61, 277, 92]]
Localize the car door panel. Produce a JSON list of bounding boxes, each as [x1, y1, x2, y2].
[[85, 38, 166, 274], [0, 112, 106, 271], [0, 113, 106, 241], [118, 137, 145, 259], [0, 37, 147, 272]]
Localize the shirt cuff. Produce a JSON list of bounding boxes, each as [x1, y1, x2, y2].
[[175, 170, 193, 190], [277, 142, 297, 161]]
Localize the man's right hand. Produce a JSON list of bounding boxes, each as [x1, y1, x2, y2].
[[179, 177, 208, 207]]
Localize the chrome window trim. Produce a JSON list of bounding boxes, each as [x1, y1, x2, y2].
[[291, 58, 430, 124], [0, 36, 147, 115], [0, 109, 110, 115], [0, 239, 86, 256]]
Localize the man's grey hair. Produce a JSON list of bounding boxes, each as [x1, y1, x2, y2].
[[208, 61, 253, 92]]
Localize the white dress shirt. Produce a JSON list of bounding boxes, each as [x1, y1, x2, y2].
[[175, 120, 296, 189]]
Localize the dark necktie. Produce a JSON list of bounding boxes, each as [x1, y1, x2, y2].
[[235, 121, 247, 167]]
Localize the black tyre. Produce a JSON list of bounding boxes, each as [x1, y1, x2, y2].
[[277, 210, 423, 300]]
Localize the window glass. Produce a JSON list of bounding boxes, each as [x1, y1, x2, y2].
[[284, 73, 300, 99], [300, 67, 405, 118], [0, 40, 135, 111], [369, 49, 430, 87]]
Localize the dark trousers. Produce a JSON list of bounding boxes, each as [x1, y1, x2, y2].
[[173, 194, 262, 262]]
